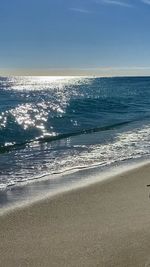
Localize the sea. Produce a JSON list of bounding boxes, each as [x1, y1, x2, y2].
[[0, 76, 150, 210]]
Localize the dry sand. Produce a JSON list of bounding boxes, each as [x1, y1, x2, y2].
[[1, 164, 150, 267]]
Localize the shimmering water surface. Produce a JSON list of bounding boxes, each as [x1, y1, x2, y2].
[[0, 76, 150, 192]]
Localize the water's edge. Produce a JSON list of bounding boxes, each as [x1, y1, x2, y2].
[[0, 157, 150, 216]]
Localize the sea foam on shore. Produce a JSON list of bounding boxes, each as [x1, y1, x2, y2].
[[0, 158, 150, 215]]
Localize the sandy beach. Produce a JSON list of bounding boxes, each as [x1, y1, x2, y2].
[[1, 164, 150, 267]]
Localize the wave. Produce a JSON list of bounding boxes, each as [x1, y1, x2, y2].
[[0, 120, 131, 154]]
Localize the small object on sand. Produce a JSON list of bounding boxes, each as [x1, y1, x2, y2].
[[147, 185, 150, 187]]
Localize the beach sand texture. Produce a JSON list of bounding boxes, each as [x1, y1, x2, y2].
[[1, 164, 150, 267]]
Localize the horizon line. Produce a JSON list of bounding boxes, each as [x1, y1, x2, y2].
[[1, 67, 150, 77]]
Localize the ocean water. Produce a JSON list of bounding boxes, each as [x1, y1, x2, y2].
[[0, 76, 150, 194]]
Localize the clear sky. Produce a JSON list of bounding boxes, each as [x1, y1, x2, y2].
[[1, 0, 150, 76]]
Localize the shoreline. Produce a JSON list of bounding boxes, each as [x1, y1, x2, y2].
[[1, 162, 150, 266], [0, 158, 150, 215]]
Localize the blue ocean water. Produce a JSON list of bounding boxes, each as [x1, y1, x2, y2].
[[0, 76, 150, 191]]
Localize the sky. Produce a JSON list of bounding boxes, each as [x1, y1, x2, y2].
[[1, 0, 150, 76]]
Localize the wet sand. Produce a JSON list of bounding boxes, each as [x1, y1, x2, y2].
[[1, 164, 150, 267]]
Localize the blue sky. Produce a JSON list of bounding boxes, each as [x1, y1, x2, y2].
[[1, 0, 150, 75]]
